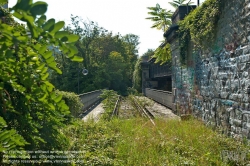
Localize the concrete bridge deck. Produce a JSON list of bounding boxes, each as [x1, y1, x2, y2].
[[82, 103, 104, 122]]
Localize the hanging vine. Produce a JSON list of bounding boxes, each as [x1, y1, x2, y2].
[[178, 0, 223, 65]]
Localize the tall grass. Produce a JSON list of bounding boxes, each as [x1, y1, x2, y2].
[[63, 118, 250, 165], [113, 118, 249, 165]]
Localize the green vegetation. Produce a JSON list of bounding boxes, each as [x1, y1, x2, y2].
[[132, 49, 154, 92], [49, 16, 139, 95], [1, 0, 248, 165], [0, 0, 82, 157], [153, 43, 172, 64], [178, 0, 222, 64], [146, 0, 222, 65], [55, 90, 83, 117], [145, 3, 172, 32], [62, 119, 121, 165], [145, 0, 194, 65], [169, 0, 194, 9], [99, 90, 119, 121], [132, 58, 142, 93], [63, 117, 250, 165], [174, 0, 222, 65]]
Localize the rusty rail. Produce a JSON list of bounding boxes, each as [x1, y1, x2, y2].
[[131, 96, 155, 126], [111, 95, 120, 118]]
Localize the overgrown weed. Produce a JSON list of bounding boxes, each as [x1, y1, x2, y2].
[[63, 118, 249, 165]]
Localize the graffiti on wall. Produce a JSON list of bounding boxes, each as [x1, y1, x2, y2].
[[174, 38, 250, 139]]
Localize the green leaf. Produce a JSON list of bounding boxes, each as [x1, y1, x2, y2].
[[41, 73, 49, 80], [38, 93, 47, 102], [47, 62, 57, 70], [41, 67, 48, 74], [33, 43, 41, 51], [43, 51, 52, 59], [58, 100, 69, 110], [0, 117, 7, 128], [31, 57, 38, 61], [67, 34, 79, 43], [54, 94, 62, 103], [30, 1, 48, 17], [68, 45, 78, 54], [42, 19, 55, 31], [26, 21, 38, 38], [38, 45, 47, 54], [54, 68, 62, 74], [23, 13, 34, 23], [48, 103, 55, 111], [54, 31, 68, 39], [44, 81, 54, 92], [13, 0, 32, 11], [37, 63, 46, 70], [46, 56, 54, 64], [49, 21, 65, 35], [16, 36, 27, 41], [70, 56, 83, 62], [61, 36, 68, 42], [36, 15, 46, 26]]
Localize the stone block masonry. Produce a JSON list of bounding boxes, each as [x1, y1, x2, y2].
[[171, 0, 250, 139]]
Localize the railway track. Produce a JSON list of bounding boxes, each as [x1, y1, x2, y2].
[[111, 95, 120, 118], [111, 95, 155, 124], [129, 96, 155, 125]]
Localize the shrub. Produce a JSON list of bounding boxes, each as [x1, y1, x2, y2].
[[55, 90, 83, 117]]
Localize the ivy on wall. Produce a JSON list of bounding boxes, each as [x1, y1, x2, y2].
[[178, 0, 223, 65]]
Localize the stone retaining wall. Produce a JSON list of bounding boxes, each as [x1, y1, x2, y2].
[[172, 0, 250, 139]]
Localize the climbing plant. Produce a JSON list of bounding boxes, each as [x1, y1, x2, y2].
[[152, 43, 172, 65], [178, 0, 223, 65], [0, 0, 82, 157]]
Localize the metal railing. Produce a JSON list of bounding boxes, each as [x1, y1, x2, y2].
[[78, 90, 102, 111], [145, 88, 172, 109]]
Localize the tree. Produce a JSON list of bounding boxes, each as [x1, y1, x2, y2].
[[132, 49, 155, 92], [49, 17, 139, 95], [145, 3, 173, 31], [169, 0, 194, 9], [0, 0, 82, 156]]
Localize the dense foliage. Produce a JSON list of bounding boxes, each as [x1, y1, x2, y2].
[[132, 49, 154, 93], [49, 16, 140, 95], [145, 0, 194, 65], [99, 89, 119, 121], [178, 0, 222, 65], [0, 0, 82, 162], [132, 58, 142, 93], [55, 90, 83, 117], [153, 43, 172, 65]]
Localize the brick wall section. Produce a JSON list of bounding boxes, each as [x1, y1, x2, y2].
[[172, 0, 250, 139]]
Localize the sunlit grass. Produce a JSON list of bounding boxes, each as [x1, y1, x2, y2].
[[63, 117, 250, 166], [112, 117, 249, 165]]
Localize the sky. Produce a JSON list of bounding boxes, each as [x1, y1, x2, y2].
[[8, 0, 203, 56]]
